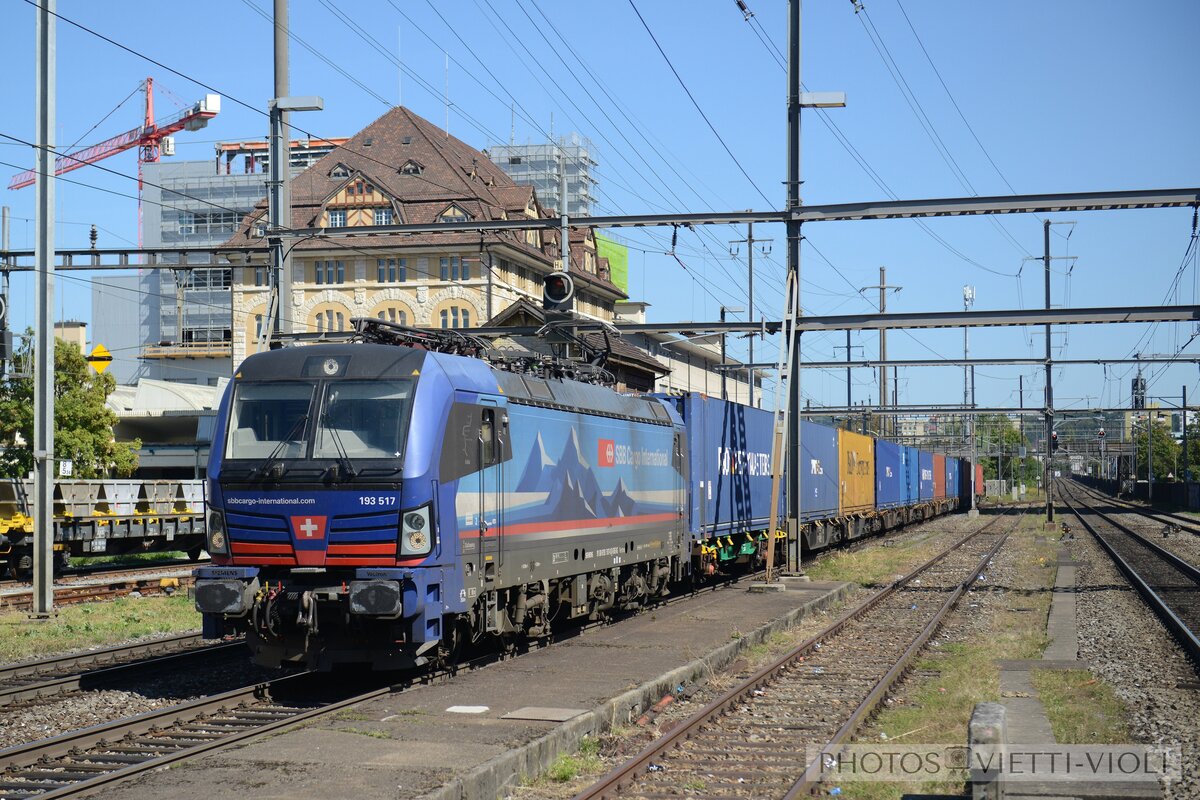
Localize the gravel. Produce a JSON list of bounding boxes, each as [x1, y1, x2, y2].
[[0, 654, 279, 744], [1069, 516, 1200, 800]]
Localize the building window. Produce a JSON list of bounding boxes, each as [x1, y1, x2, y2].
[[376, 307, 407, 325], [439, 306, 471, 329], [374, 207, 392, 226], [328, 209, 346, 227], [254, 314, 264, 340], [314, 260, 345, 285], [254, 266, 268, 287], [376, 257, 406, 283], [437, 204, 470, 223], [400, 159, 423, 175], [315, 309, 346, 333]]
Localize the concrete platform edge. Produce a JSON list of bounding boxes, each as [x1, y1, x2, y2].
[[419, 581, 852, 800]]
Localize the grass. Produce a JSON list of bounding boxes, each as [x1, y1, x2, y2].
[[837, 513, 1058, 800], [1032, 668, 1131, 744], [338, 726, 392, 739], [805, 527, 965, 587], [0, 595, 200, 664], [71, 551, 193, 568], [542, 737, 604, 784]]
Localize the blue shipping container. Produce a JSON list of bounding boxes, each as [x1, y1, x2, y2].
[[946, 457, 960, 501], [903, 445, 921, 506], [800, 420, 840, 522], [918, 451, 935, 501], [662, 393, 781, 539], [875, 440, 905, 509]]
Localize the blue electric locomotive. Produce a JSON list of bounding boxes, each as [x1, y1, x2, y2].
[[196, 337, 688, 669], [194, 322, 976, 670]]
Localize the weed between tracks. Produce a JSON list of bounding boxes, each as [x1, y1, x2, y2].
[[839, 514, 1069, 800], [1031, 668, 1131, 744], [0, 595, 199, 664]]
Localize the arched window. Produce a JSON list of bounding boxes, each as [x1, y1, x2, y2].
[[439, 306, 471, 329], [309, 302, 352, 334], [370, 300, 414, 327]]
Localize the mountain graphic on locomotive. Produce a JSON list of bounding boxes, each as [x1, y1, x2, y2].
[[194, 319, 979, 670]]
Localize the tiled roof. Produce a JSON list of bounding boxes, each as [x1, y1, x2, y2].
[[221, 106, 624, 298]]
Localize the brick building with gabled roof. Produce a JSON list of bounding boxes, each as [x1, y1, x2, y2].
[[222, 106, 626, 366]]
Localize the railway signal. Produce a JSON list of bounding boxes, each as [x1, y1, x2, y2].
[[542, 271, 575, 314], [1051, 431, 1059, 451]]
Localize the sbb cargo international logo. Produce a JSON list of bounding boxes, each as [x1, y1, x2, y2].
[[598, 439, 615, 467]]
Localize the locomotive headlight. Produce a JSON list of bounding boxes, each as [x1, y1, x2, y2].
[[400, 505, 433, 556], [206, 510, 229, 555]]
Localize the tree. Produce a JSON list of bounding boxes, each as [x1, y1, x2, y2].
[[1133, 417, 1179, 481], [0, 335, 139, 478]]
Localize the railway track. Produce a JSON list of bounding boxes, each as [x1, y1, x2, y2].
[[0, 633, 244, 707], [1069, 479, 1200, 532], [1058, 482, 1200, 666], [0, 565, 199, 612], [574, 508, 1022, 800], [0, 671, 393, 799], [0, 510, 1005, 798]]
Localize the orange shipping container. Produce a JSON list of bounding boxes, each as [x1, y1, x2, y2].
[[933, 453, 946, 499], [838, 429, 875, 514], [975, 463, 985, 497]]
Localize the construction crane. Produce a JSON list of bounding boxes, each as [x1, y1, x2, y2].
[[8, 78, 220, 243]]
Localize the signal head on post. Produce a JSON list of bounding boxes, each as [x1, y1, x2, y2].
[[542, 271, 575, 314], [1051, 431, 1059, 451]]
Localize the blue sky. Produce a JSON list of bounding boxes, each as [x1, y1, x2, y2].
[[1, 0, 1197, 412]]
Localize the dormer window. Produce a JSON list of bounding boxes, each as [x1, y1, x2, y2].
[[330, 163, 351, 178], [400, 160, 424, 176], [437, 204, 470, 223]]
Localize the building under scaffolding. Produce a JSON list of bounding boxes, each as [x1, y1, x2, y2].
[[487, 134, 598, 216]]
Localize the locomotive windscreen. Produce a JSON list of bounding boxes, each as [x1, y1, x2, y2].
[[224, 379, 413, 461], [225, 382, 314, 460]]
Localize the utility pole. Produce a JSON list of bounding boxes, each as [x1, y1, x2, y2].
[[859, 267, 900, 436], [730, 221, 772, 408], [33, 0, 56, 617], [269, 0, 290, 340], [783, 0, 802, 579], [1, 206, 10, 377], [1043, 220, 1054, 523], [719, 305, 745, 401], [963, 285, 976, 512], [264, 0, 322, 348], [1183, 385, 1189, 483], [832, 334, 863, 430]]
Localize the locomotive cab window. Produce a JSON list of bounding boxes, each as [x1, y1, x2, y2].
[[314, 380, 412, 459], [225, 382, 314, 459]]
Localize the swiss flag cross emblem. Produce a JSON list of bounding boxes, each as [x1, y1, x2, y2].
[[290, 515, 327, 540], [598, 439, 615, 467]]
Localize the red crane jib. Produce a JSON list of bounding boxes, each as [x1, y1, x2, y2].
[[8, 104, 218, 191]]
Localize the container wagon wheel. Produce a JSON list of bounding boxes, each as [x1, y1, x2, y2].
[[186, 545, 205, 561], [7, 550, 31, 580]]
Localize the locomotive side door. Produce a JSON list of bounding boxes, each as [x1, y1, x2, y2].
[[478, 400, 504, 584]]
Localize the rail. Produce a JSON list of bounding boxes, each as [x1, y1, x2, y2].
[[575, 507, 1021, 799], [1059, 484, 1200, 668]]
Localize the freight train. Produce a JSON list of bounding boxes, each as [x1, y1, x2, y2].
[[194, 321, 983, 670], [0, 479, 208, 575]]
